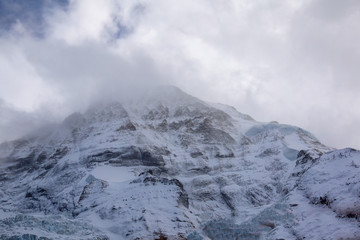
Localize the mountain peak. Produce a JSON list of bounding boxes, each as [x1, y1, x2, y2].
[[1, 86, 354, 240]]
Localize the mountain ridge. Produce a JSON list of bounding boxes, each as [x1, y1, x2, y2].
[[0, 86, 359, 240]]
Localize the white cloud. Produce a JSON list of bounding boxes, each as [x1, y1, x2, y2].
[[48, 0, 117, 44], [0, 38, 61, 111]]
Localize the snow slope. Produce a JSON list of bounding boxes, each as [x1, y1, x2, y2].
[[0, 86, 358, 239]]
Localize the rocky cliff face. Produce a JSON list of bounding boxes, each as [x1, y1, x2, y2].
[[0, 86, 359, 239]]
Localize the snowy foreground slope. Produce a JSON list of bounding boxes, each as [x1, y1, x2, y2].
[[0, 86, 359, 239]]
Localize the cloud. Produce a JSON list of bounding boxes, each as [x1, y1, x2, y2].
[[0, 99, 53, 142], [0, 0, 359, 149]]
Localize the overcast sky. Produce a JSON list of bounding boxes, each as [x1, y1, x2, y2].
[[0, 0, 359, 149]]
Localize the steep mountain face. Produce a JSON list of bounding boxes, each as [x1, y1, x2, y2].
[[0, 86, 359, 240]]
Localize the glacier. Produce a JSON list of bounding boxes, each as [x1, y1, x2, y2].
[[0, 86, 359, 239]]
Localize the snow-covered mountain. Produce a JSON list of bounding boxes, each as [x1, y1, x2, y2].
[[0, 86, 359, 239]]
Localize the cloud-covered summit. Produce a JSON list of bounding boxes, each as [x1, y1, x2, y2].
[[1, 0, 360, 149]]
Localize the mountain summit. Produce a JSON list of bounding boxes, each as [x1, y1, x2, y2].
[[0, 86, 359, 239]]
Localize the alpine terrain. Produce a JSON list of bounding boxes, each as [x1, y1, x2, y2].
[[0, 86, 359, 240]]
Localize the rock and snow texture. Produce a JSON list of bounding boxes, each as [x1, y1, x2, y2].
[[288, 148, 360, 240], [0, 86, 358, 239]]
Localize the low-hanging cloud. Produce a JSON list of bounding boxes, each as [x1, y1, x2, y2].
[[0, 0, 360, 149]]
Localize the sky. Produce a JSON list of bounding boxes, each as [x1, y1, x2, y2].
[[0, 0, 359, 150]]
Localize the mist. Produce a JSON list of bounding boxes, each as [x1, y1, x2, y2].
[[1, 0, 360, 149]]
